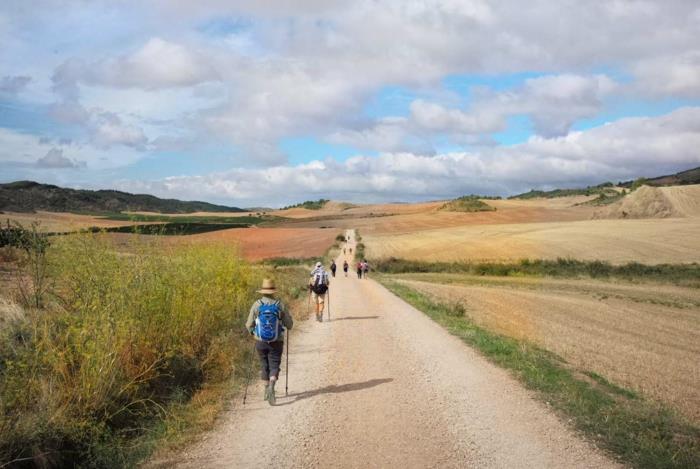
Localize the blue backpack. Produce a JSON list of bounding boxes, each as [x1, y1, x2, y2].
[[255, 301, 283, 342]]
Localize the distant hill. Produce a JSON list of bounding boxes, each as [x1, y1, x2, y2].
[[511, 166, 700, 200], [0, 181, 245, 213], [510, 182, 617, 200], [619, 166, 700, 188]]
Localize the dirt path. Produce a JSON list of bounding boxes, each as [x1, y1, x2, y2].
[[160, 230, 618, 468]]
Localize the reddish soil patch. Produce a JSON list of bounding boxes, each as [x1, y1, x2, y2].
[[187, 227, 339, 261]]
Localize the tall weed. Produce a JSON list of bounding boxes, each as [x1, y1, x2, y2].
[[0, 233, 256, 467]]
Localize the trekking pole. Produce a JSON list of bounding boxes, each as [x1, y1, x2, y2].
[[242, 342, 256, 405], [285, 329, 289, 396], [307, 289, 311, 318]]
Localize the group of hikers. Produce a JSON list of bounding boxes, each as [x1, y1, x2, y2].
[[245, 234, 369, 404], [328, 259, 370, 279]]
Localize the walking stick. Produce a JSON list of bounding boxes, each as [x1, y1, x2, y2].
[[327, 287, 331, 322], [307, 289, 311, 317], [285, 329, 289, 396]]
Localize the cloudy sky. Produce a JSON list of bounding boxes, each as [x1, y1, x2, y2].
[[2, 1, 700, 206]]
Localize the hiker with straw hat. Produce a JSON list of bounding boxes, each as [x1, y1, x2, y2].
[[245, 278, 294, 404]]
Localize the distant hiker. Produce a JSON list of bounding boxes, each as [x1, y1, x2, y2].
[[330, 260, 337, 277], [245, 279, 293, 405], [349, 247, 353, 255], [343, 260, 349, 277], [362, 260, 370, 279], [356, 261, 363, 279], [343, 248, 346, 255], [309, 262, 330, 322]]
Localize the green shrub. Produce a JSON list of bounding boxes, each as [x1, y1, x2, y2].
[[441, 196, 496, 212], [372, 257, 700, 285]]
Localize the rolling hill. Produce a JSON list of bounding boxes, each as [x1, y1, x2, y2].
[[0, 181, 244, 214], [619, 166, 700, 187]]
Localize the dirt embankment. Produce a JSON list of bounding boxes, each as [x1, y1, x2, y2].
[[594, 184, 700, 219]]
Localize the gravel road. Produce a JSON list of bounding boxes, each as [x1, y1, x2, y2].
[[162, 231, 618, 468]]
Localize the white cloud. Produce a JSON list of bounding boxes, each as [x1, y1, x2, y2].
[[473, 74, 618, 137], [91, 111, 148, 150], [0, 127, 142, 171], [633, 51, 700, 98], [0, 75, 31, 94], [325, 74, 615, 152], [35, 148, 83, 168], [116, 107, 700, 206], [52, 38, 218, 92], [409, 100, 503, 134], [4, 0, 700, 177]]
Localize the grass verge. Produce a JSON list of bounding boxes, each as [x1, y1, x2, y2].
[[373, 257, 700, 287], [378, 279, 700, 469]]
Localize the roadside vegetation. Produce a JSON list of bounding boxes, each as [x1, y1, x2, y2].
[[579, 191, 627, 206], [373, 257, 700, 286], [379, 280, 700, 469], [354, 231, 365, 261], [0, 224, 307, 467], [440, 195, 496, 212]]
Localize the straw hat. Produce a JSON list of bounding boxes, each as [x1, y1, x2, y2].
[[257, 278, 277, 294]]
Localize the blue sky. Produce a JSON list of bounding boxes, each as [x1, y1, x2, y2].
[[1, 1, 700, 206]]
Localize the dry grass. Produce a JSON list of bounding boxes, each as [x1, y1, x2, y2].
[[364, 218, 700, 264], [394, 274, 700, 425]]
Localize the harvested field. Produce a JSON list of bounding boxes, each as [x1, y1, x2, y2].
[[279, 197, 597, 234], [1, 211, 151, 232], [176, 227, 339, 261], [393, 274, 700, 424], [364, 218, 700, 264]]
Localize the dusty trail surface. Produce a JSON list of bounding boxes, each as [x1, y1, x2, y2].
[[164, 231, 618, 468]]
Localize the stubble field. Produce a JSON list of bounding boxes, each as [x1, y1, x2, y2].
[[391, 274, 700, 425]]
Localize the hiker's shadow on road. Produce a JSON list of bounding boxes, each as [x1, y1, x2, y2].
[[277, 378, 393, 406], [333, 315, 379, 321]]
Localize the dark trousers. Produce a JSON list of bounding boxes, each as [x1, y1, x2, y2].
[[256, 340, 284, 381]]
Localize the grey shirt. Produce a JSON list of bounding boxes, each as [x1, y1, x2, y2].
[[245, 296, 293, 341]]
